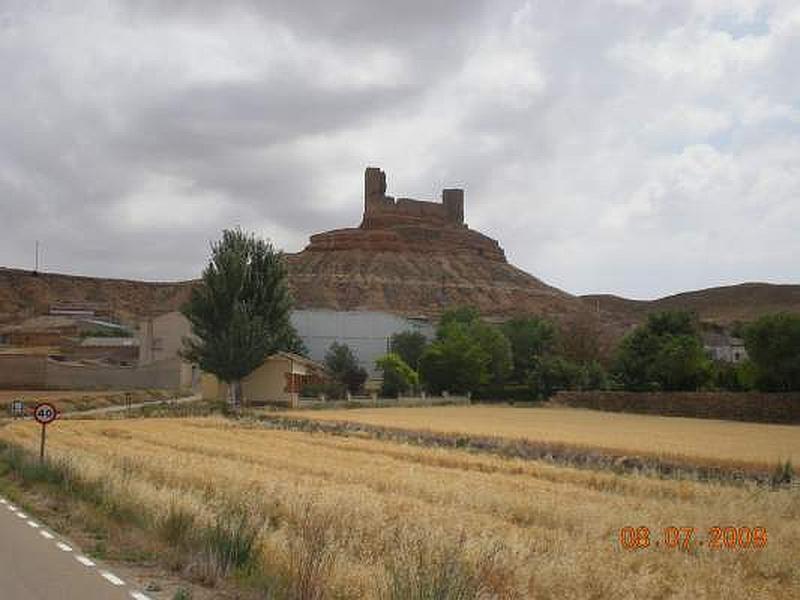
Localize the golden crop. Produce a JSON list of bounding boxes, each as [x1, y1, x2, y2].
[[1, 417, 797, 598], [284, 405, 800, 467]]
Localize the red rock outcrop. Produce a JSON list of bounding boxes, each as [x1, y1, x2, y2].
[[304, 167, 505, 261], [287, 167, 592, 322]]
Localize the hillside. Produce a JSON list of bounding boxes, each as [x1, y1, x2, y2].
[[583, 282, 800, 328], [0, 267, 193, 326]]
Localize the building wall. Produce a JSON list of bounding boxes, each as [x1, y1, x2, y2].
[[0, 355, 47, 388], [202, 355, 316, 405], [290, 309, 434, 376], [0, 355, 185, 390], [706, 344, 748, 364], [138, 311, 192, 365]]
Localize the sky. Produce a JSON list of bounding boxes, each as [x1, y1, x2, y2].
[[0, 0, 798, 300]]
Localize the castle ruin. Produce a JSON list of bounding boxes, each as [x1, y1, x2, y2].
[[362, 167, 465, 229], [304, 166, 505, 262]]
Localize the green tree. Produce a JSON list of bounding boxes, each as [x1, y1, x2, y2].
[[324, 342, 368, 395], [418, 327, 489, 394], [650, 335, 711, 391], [376, 353, 419, 398], [181, 229, 297, 407], [418, 307, 511, 393], [527, 355, 582, 399], [579, 360, 609, 391], [744, 313, 800, 391], [501, 317, 558, 382], [712, 360, 755, 392], [470, 321, 513, 386], [438, 306, 481, 334], [389, 331, 428, 370], [613, 310, 711, 391]]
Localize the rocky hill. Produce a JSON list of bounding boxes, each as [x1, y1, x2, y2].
[[0, 267, 193, 327], [1, 168, 796, 337], [0, 168, 605, 333]]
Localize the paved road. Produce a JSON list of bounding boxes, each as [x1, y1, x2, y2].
[[64, 393, 203, 417], [0, 495, 151, 599]]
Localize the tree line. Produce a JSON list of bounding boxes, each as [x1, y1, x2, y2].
[[183, 229, 800, 404], [327, 306, 800, 399]]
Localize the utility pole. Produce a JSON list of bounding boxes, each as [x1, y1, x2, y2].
[[34, 240, 39, 272]]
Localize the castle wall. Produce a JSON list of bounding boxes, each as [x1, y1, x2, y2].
[[362, 167, 464, 228]]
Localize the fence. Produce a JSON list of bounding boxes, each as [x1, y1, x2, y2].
[[291, 394, 471, 410]]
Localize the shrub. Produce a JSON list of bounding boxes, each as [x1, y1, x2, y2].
[[383, 532, 515, 600], [613, 311, 711, 391], [770, 460, 794, 488], [376, 353, 419, 398], [744, 313, 800, 391], [301, 381, 346, 400], [325, 342, 369, 394], [194, 510, 264, 583], [390, 331, 428, 370]]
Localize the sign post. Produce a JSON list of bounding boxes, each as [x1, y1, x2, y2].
[[10, 400, 24, 419], [33, 402, 58, 463]]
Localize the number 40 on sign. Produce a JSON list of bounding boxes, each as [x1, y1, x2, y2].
[[33, 402, 58, 462]]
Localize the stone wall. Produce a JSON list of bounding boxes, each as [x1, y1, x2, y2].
[[0, 355, 47, 388], [0, 355, 185, 390], [551, 391, 800, 424]]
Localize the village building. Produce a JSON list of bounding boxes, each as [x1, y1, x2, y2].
[[702, 331, 748, 363], [200, 352, 326, 407]]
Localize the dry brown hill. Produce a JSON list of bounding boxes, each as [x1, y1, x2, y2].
[[0, 267, 193, 326], [583, 282, 800, 328]]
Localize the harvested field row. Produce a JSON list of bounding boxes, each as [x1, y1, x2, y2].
[[281, 405, 800, 468], [0, 417, 798, 598]]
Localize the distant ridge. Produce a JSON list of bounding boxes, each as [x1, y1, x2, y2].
[[1, 266, 797, 335], [582, 282, 800, 327]]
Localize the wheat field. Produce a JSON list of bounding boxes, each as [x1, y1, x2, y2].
[[0, 417, 798, 598], [283, 405, 800, 468]]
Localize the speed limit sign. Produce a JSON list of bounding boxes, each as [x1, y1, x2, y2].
[[33, 403, 58, 425], [33, 402, 58, 462]]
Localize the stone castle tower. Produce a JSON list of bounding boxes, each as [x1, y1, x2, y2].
[[303, 166, 504, 262], [361, 167, 464, 229]]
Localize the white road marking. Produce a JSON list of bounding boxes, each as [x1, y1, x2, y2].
[[130, 593, 153, 600], [27, 520, 40, 528], [75, 555, 96, 567], [56, 542, 73, 552], [0, 498, 7, 504], [8, 505, 17, 512], [40, 530, 55, 540], [16, 512, 28, 519], [100, 571, 125, 586]]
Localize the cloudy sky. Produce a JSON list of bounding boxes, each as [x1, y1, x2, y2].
[[1, 0, 798, 299]]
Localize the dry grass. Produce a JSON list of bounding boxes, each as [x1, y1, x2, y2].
[[282, 405, 800, 468], [0, 389, 174, 413], [0, 417, 798, 598]]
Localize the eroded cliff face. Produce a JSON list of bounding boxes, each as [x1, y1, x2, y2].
[[285, 250, 581, 318], [286, 167, 588, 320]]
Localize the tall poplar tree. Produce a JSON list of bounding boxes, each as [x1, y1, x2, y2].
[[181, 229, 300, 407]]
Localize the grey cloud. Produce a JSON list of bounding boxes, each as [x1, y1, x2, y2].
[[0, 0, 797, 296]]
